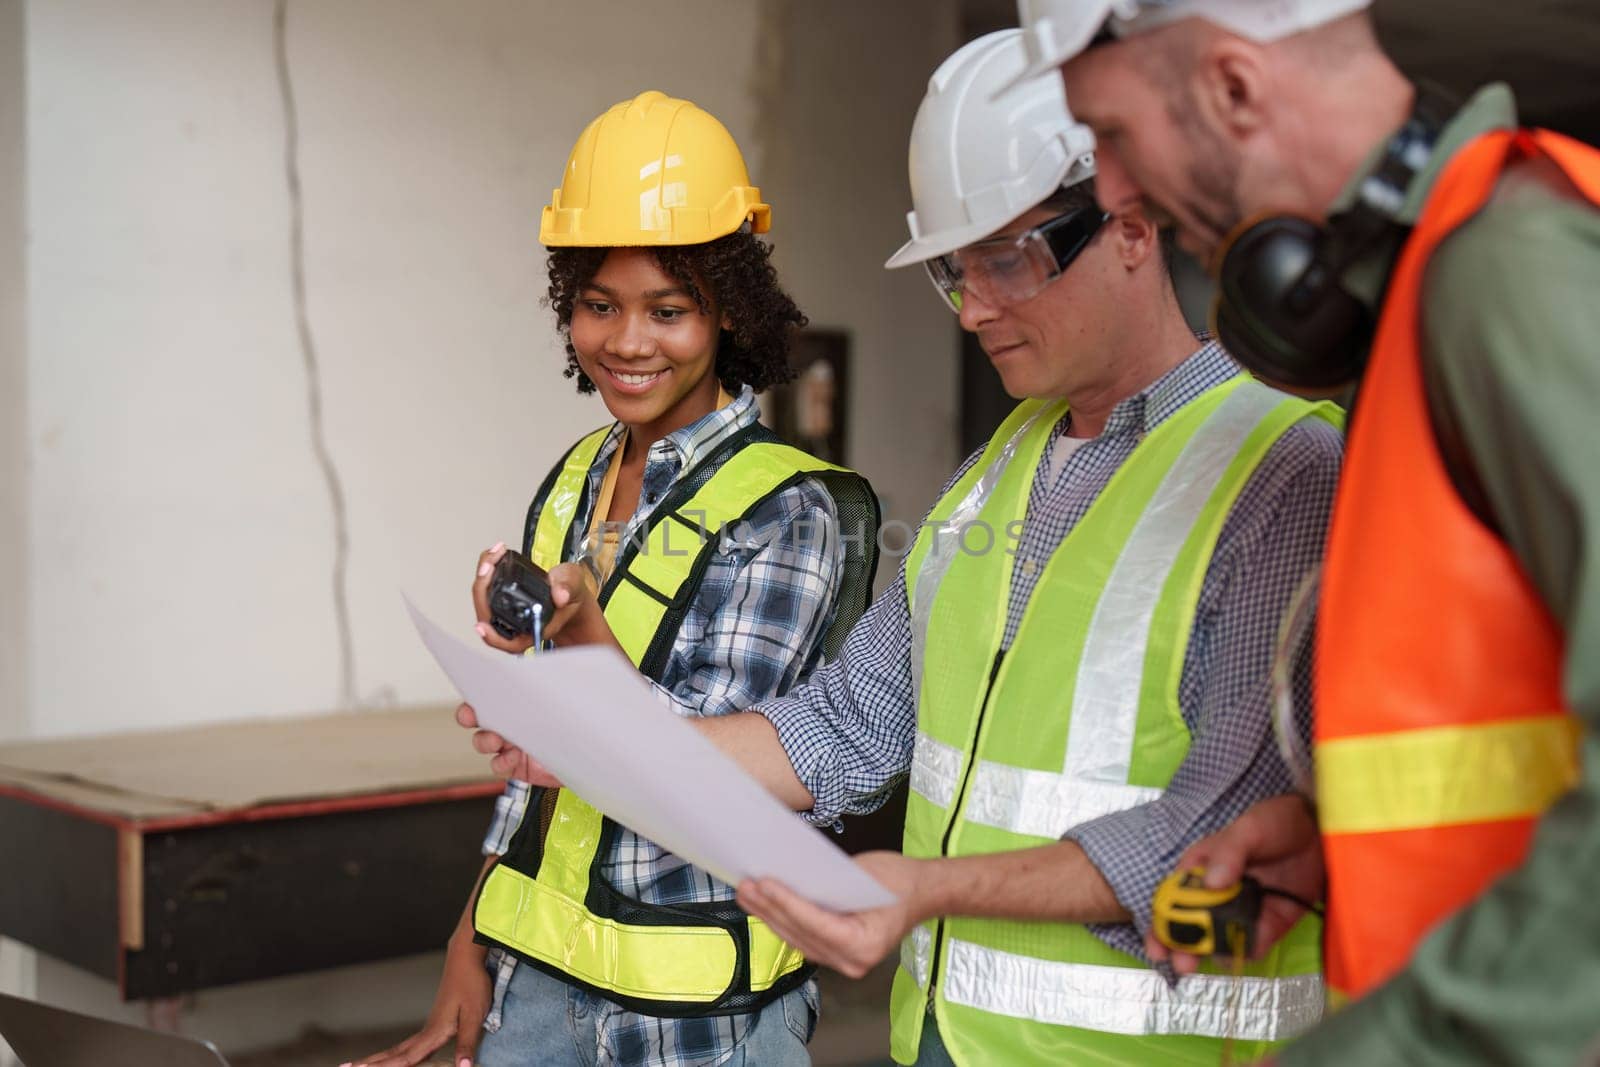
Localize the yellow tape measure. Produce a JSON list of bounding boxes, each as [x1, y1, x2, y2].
[[1151, 868, 1263, 957], [1152, 868, 1262, 1067]]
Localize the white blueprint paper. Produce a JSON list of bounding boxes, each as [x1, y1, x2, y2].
[[406, 598, 896, 912]]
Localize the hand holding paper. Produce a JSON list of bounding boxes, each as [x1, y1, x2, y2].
[[457, 702, 559, 786], [407, 597, 895, 912], [738, 850, 929, 979]]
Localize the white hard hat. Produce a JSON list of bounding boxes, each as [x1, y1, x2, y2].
[[1004, 0, 1375, 94], [885, 29, 1096, 269]]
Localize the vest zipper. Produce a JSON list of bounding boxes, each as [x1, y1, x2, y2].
[[924, 649, 1007, 1015]]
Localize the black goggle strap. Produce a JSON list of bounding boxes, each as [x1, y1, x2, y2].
[[1040, 208, 1111, 272], [922, 207, 1109, 314]]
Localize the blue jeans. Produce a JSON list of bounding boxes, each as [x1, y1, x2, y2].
[[477, 962, 816, 1066]]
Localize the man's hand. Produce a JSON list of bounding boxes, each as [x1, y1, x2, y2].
[[345, 931, 490, 1067], [1146, 794, 1324, 974], [736, 851, 922, 980], [455, 702, 562, 788]]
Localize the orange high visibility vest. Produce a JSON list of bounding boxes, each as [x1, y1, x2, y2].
[[1315, 128, 1600, 1001]]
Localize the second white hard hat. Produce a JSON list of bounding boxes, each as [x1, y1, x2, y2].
[[1004, 0, 1375, 95], [885, 29, 1096, 270]]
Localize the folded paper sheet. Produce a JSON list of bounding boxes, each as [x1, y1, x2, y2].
[[407, 598, 895, 912]]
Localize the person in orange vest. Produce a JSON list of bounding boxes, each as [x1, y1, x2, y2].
[[1005, 0, 1600, 1062]]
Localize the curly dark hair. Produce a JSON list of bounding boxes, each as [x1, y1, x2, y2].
[[545, 232, 807, 395]]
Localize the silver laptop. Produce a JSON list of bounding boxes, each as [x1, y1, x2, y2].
[[0, 992, 229, 1067]]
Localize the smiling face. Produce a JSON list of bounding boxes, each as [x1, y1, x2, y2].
[[568, 247, 726, 444]]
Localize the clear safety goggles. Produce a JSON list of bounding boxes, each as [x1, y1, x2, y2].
[[925, 207, 1110, 313]]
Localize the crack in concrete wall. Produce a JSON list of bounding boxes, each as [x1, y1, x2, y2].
[[273, 0, 357, 710]]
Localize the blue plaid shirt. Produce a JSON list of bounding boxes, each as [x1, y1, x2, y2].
[[480, 387, 841, 1065], [758, 341, 1345, 959]]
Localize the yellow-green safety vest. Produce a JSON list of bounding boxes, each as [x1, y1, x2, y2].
[[890, 377, 1340, 1065], [474, 421, 879, 1017]]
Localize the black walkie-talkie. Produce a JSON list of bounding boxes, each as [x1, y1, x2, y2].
[[487, 549, 556, 643]]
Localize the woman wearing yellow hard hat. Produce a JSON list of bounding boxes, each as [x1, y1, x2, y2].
[[356, 91, 878, 1067]]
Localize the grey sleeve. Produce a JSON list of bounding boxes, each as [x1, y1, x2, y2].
[[1286, 155, 1600, 1067]]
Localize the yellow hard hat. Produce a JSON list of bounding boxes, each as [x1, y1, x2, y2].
[[541, 91, 771, 247]]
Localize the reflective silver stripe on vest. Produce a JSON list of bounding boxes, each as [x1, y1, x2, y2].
[[942, 938, 1324, 1041], [900, 923, 935, 989], [910, 404, 1056, 708], [910, 730, 964, 810], [964, 763, 1163, 838], [1051, 383, 1283, 827]]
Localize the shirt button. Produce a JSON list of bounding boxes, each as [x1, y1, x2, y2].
[[1021, 559, 1038, 577]]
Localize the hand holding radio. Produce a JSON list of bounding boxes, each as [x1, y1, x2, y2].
[[487, 549, 556, 643], [472, 543, 623, 655], [471, 543, 537, 654]]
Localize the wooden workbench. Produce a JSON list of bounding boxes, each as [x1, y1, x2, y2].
[[0, 707, 501, 1000]]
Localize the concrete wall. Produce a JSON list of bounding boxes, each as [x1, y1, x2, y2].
[[16, 0, 762, 1048], [1, 0, 26, 743], [1, 3, 33, 1056], [23, 0, 960, 740], [24, 0, 767, 739], [761, 1, 964, 533], [10, 0, 960, 1054]]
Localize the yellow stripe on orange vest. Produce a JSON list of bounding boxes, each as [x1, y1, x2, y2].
[[1317, 715, 1581, 834]]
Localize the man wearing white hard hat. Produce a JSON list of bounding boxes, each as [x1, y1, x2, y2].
[[718, 29, 1345, 1065], [1016, 1, 1600, 1064]]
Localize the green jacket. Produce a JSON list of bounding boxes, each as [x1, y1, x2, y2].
[[1283, 84, 1600, 1067]]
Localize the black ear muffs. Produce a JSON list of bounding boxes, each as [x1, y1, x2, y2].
[[1212, 215, 1374, 390]]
